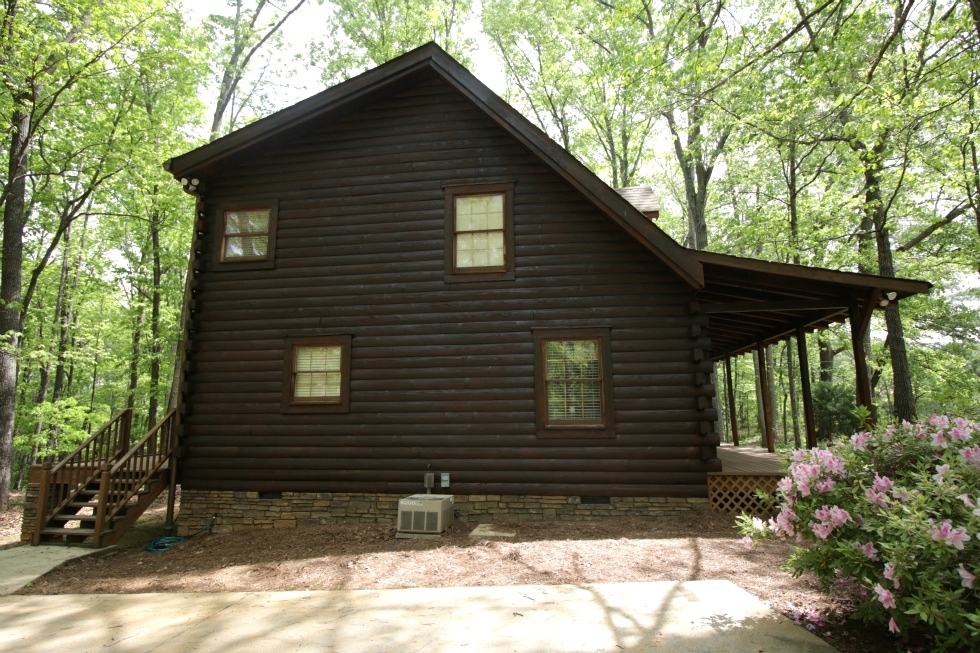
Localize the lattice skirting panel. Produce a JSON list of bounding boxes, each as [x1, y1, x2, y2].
[[707, 474, 784, 516]]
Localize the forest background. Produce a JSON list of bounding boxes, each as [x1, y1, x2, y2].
[[0, 0, 977, 510]]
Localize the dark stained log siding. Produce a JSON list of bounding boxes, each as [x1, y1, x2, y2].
[[183, 74, 718, 496]]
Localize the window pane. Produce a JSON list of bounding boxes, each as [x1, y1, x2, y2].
[[296, 346, 341, 372], [545, 341, 565, 379], [472, 232, 488, 267], [487, 231, 505, 267], [454, 193, 507, 270], [456, 233, 473, 267], [224, 234, 269, 258], [544, 339, 602, 423], [455, 195, 503, 233], [486, 195, 504, 229], [225, 209, 270, 235]]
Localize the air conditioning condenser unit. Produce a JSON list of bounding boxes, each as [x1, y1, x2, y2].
[[397, 494, 454, 535]]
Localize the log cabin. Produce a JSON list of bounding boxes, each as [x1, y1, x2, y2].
[[157, 43, 930, 535]]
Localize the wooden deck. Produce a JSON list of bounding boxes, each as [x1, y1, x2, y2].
[[706, 445, 786, 515], [711, 444, 787, 476]]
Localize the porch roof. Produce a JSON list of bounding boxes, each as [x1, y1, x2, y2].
[[690, 250, 932, 360]]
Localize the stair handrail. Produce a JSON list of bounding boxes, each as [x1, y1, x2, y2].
[[34, 408, 133, 544], [94, 409, 177, 544]]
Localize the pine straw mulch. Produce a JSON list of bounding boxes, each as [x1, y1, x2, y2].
[[10, 492, 948, 653]]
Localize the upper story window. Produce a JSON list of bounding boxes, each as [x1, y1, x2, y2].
[[533, 328, 615, 438], [215, 200, 278, 270], [455, 195, 505, 269], [281, 335, 351, 414], [222, 208, 271, 260], [444, 182, 515, 283]]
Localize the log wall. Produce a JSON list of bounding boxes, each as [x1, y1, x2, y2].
[[182, 72, 719, 497]]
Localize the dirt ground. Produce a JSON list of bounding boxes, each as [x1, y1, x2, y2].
[[6, 491, 945, 653], [0, 492, 24, 549]]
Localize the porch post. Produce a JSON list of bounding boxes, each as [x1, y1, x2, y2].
[[724, 356, 739, 446], [756, 341, 775, 453], [795, 325, 817, 448], [849, 299, 878, 426]]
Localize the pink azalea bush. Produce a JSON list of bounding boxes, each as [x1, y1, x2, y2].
[[738, 416, 980, 651]]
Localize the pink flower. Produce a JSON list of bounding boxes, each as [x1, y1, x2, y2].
[[932, 464, 950, 485], [930, 520, 971, 550], [957, 494, 975, 509], [888, 617, 900, 634], [850, 432, 871, 451], [930, 414, 950, 429], [931, 431, 947, 448], [775, 506, 798, 537], [949, 427, 971, 442], [865, 489, 889, 508], [777, 476, 794, 493], [954, 417, 970, 428], [810, 521, 833, 540], [872, 474, 893, 493], [815, 479, 836, 493], [860, 541, 879, 560], [884, 563, 900, 588], [874, 583, 896, 609], [958, 564, 975, 589], [742, 535, 754, 550], [828, 506, 850, 527], [791, 449, 808, 462], [798, 479, 811, 496], [891, 488, 911, 502], [961, 445, 980, 467]]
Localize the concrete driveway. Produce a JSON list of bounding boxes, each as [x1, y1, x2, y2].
[[1, 580, 837, 652]]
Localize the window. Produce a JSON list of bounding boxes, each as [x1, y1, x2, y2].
[[444, 182, 515, 282], [215, 200, 278, 270], [533, 328, 615, 438], [281, 336, 351, 413]]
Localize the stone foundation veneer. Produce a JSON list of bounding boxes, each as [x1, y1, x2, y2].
[[176, 489, 708, 535]]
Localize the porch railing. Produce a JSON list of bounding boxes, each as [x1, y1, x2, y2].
[[94, 409, 177, 542], [34, 408, 132, 543]]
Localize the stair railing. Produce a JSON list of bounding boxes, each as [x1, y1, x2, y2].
[[33, 408, 133, 544], [93, 409, 177, 546]]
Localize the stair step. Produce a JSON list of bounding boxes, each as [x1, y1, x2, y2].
[[41, 527, 97, 536]]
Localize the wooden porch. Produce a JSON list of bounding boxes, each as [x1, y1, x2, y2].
[[707, 444, 786, 515]]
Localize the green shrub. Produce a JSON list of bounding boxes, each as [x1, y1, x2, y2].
[[739, 416, 980, 651]]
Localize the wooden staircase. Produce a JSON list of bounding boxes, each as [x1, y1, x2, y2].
[[32, 408, 177, 548]]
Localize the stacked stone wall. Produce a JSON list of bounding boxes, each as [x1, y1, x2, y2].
[[19, 481, 40, 545], [177, 489, 708, 535]]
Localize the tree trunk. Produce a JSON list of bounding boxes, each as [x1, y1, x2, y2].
[[818, 335, 834, 382], [127, 306, 144, 417], [0, 106, 31, 511], [148, 210, 162, 429], [865, 149, 917, 421]]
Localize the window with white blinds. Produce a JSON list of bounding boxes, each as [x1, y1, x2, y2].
[[293, 345, 343, 400], [283, 335, 351, 413], [222, 208, 270, 260]]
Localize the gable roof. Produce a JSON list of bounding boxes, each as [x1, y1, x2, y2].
[[164, 42, 705, 289]]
